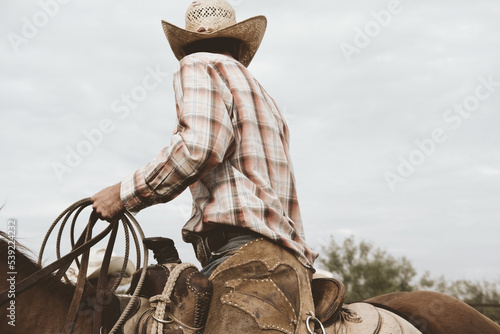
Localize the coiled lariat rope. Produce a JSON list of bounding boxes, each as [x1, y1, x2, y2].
[[37, 198, 149, 334]]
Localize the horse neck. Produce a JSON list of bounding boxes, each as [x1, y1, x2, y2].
[[0, 238, 93, 333], [14, 278, 93, 333]]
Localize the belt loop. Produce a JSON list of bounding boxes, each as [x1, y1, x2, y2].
[[202, 234, 212, 258], [191, 234, 211, 268], [190, 226, 254, 268], [221, 228, 227, 244]]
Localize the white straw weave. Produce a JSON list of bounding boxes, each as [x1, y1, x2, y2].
[[185, 0, 236, 33]]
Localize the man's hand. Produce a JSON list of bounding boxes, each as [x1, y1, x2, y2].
[[91, 183, 125, 221]]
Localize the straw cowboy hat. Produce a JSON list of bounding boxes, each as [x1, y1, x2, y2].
[[161, 0, 267, 67], [66, 248, 136, 286]]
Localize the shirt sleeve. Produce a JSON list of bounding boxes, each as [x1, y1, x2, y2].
[[121, 56, 235, 213]]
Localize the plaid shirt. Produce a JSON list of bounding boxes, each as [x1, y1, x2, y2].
[[121, 52, 317, 269]]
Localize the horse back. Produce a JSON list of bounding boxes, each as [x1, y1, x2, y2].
[[366, 291, 500, 334]]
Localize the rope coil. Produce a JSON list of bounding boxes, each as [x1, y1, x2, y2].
[[37, 198, 149, 334]]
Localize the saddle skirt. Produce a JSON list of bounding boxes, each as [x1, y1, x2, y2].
[[327, 302, 422, 334]]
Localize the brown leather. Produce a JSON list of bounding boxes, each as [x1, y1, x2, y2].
[[136, 264, 212, 334], [189, 225, 257, 267], [168, 266, 212, 332], [119, 296, 152, 333], [63, 218, 95, 334], [144, 237, 181, 264], [1, 211, 123, 334], [136, 308, 155, 334], [0, 212, 115, 306], [0, 199, 138, 334], [0, 210, 119, 334], [65, 216, 121, 334], [93, 220, 120, 334], [204, 238, 316, 334], [128, 264, 171, 298], [311, 277, 346, 327], [205, 225, 255, 251]]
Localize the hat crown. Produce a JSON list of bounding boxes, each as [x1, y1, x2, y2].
[[185, 0, 236, 33]]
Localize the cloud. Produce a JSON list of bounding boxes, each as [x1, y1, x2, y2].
[[1, 0, 499, 281]]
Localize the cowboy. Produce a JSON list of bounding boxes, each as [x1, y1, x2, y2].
[[91, 0, 319, 332]]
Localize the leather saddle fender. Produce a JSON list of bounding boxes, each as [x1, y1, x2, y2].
[[311, 277, 346, 327]]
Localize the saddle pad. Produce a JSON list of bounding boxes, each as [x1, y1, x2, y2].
[[326, 303, 381, 334], [377, 307, 422, 333], [325, 303, 421, 334]]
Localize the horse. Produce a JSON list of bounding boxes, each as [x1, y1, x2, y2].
[[366, 291, 500, 334], [1, 230, 499, 334], [0, 232, 122, 334]]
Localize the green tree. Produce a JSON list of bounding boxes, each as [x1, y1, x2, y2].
[[319, 236, 417, 302], [319, 236, 500, 323]]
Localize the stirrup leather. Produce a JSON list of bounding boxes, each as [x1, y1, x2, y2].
[[311, 277, 346, 327]]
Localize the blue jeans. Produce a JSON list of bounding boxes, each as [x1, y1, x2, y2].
[[200, 235, 258, 277]]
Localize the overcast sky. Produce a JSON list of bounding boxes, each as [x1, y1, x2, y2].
[[1, 0, 499, 283]]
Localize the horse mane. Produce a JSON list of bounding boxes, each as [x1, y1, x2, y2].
[[1, 231, 123, 332], [0, 231, 76, 299], [0, 231, 38, 270]]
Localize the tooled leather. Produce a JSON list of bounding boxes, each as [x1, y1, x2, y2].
[[205, 238, 316, 334], [209, 238, 292, 280], [169, 267, 212, 331], [186, 270, 212, 329], [129, 262, 212, 334], [325, 302, 421, 334], [328, 303, 382, 334], [221, 276, 298, 333]]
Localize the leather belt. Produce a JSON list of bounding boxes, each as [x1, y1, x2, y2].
[[191, 225, 257, 268]]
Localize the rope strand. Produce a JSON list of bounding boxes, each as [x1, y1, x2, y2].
[[36, 198, 149, 334], [150, 262, 198, 333]]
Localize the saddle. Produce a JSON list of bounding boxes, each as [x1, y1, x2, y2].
[[120, 237, 420, 334], [326, 303, 422, 334], [312, 277, 347, 327], [311, 280, 421, 333], [125, 238, 213, 334], [103, 236, 421, 334], [121, 237, 349, 333]]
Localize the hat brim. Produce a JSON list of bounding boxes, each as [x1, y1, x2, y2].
[[87, 257, 136, 285], [161, 15, 267, 67]]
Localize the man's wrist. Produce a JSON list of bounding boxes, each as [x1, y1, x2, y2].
[[120, 170, 151, 214]]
